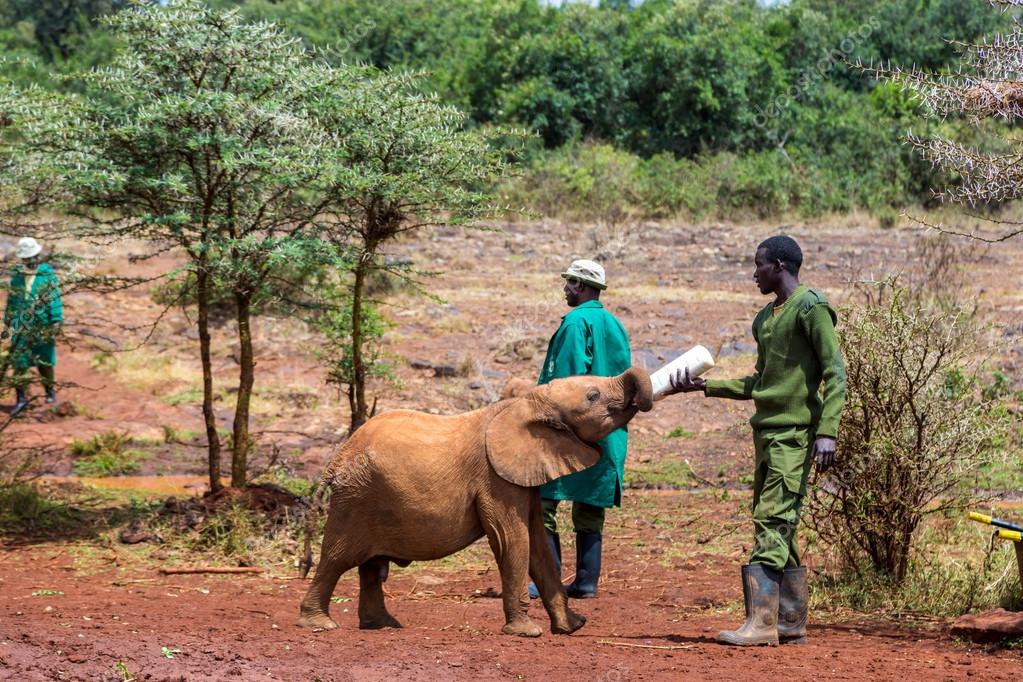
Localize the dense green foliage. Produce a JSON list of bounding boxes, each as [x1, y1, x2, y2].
[[0, 0, 1010, 217]]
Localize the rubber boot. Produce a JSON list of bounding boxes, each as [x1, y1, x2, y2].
[[778, 566, 808, 644], [715, 564, 781, 646], [528, 531, 561, 599], [565, 532, 601, 599], [11, 388, 28, 417], [40, 366, 57, 404]]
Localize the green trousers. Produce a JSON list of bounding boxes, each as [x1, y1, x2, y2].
[[541, 498, 606, 536], [750, 425, 814, 571]]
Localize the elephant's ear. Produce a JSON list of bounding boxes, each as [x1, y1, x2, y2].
[[485, 398, 602, 487]]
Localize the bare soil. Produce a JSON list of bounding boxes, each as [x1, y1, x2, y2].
[[2, 219, 1023, 680]]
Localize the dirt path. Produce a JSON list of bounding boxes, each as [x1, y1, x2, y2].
[[2, 492, 1020, 682]]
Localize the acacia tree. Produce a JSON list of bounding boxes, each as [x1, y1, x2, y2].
[[0, 83, 67, 236], [24, 0, 356, 490], [313, 70, 522, 433], [871, 0, 1023, 241]]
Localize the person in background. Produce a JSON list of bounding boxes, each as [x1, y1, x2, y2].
[[668, 235, 846, 646], [528, 258, 632, 600], [3, 237, 63, 416]]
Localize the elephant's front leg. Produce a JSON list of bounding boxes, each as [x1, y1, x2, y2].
[[528, 496, 586, 634], [480, 501, 542, 637]]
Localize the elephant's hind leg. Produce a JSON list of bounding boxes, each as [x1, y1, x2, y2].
[[358, 557, 402, 629], [298, 537, 359, 630]]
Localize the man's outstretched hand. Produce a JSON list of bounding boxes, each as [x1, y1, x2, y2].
[[667, 367, 706, 395], [813, 436, 837, 474]]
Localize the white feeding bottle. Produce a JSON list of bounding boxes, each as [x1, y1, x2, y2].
[[649, 345, 716, 401]]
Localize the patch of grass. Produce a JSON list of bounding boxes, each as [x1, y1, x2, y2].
[[161, 425, 202, 443], [665, 426, 695, 439], [251, 468, 315, 498], [69, 432, 150, 477], [72, 450, 147, 477], [70, 431, 132, 458], [0, 483, 77, 533], [164, 388, 205, 407], [91, 348, 202, 397], [974, 453, 1023, 491], [628, 459, 698, 489], [807, 510, 1023, 618], [194, 503, 259, 559]]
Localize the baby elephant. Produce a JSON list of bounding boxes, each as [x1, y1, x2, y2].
[[298, 367, 652, 637]]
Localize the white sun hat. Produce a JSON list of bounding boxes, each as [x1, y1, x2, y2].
[[561, 259, 607, 290], [15, 237, 42, 260]]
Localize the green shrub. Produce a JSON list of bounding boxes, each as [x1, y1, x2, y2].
[[807, 280, 1009, 582], [0, 483, 75, 532]]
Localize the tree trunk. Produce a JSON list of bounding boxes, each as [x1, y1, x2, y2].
[[196, 265, 223, 494], [231, 289, 255, 488], [348, 262, 368, 435]]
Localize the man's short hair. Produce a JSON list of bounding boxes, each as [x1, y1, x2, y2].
[[758, 235, 802, 275]]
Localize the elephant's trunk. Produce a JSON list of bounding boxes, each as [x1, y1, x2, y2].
[[620, 366, 653, 413]]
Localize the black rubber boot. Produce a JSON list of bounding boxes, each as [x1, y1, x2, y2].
[[565, 532, 601, 599], [528, 531, 561, 599], [11, 388, 29, 417], [715, 564, 781, 646], [778, 566, 808, 644]]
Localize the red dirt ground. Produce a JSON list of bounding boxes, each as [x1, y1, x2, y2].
[[2, 510, 1021, 682], [2, 219, 1023, 680]]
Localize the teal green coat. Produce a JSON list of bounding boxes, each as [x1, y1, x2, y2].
[[3, 263, 63, 370], [537, 300, 632, 508]]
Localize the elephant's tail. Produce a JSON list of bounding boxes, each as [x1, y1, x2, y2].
[[299, 478, 330, 579]]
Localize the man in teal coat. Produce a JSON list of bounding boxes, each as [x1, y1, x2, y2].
[[3, 237, 63, 416], [528, 258, 632, 599]]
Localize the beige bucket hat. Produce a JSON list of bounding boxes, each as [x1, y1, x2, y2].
[[561, 259, 607, 290], [16, 237, 42, 260]]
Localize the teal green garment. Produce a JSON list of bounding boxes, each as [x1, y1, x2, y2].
[[3, 263, 63, 370], [704, 286, 846, 438], [537, 300, 632, 508]]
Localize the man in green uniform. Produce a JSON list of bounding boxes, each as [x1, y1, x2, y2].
[[3, 237, 63, 416], [528, 259, 632, 600], [668, 235, 845, 646]]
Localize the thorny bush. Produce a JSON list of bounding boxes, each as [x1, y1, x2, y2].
[[807, 247, 1010, 582]]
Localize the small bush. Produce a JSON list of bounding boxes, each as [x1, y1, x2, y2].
[[806, 280, 1008, 582], [0, 483, 75, 532]]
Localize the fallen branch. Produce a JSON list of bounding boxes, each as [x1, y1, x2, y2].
[[159, 566, 264, 575], [597, 640, 694, 650]]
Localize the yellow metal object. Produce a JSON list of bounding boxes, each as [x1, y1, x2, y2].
[[997, 529, 1023, 543], [968, 511, 993, 525]]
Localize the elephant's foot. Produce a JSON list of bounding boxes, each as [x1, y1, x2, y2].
[[297, 609, 339, 631], [358, 613, 402, 630], [550, 609, 586, 635], [501, 617, 542, 638]]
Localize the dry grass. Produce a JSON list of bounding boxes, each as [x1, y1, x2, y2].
[[91, 348, 201, 396]]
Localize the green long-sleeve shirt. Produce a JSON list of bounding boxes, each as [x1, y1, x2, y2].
[[705, 286, 846, 438]]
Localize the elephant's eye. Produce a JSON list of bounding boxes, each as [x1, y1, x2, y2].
[[586, 389, 600, 403]]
